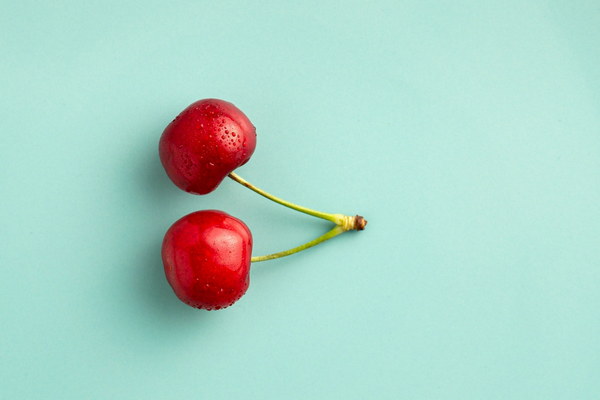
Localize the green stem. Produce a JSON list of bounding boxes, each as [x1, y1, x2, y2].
[[228, 172, 343, 225], [228, 172, 368, 263], [250, 225, 345, 262]]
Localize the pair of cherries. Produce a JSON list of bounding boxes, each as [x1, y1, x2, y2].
[[159, 99, 366, 310]]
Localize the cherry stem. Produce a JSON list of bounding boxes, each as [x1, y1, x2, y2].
[[228, 172, 341, 224], [228, 172, 367, 263], [250, 225, 345, 263]]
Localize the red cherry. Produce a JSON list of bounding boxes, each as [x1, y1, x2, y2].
[[159, 99, 257, 194], [161, 210, 253, 310]]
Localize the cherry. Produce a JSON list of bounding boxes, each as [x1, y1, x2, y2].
[[161, 210, 253, 310], [159, 99, 256, 195]]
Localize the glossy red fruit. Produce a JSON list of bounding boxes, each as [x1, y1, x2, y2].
[[161, 210, 253, 310], [159, 99, 257, 195]]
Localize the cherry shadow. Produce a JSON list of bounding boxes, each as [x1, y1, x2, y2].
[[110, 126, 214, 347]]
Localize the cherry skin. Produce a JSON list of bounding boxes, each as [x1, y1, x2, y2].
[[161, 210, 253, 310], [159, 99, 257, 195]]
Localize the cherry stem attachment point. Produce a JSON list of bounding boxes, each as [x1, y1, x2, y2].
[[228, 172, 367, 262]]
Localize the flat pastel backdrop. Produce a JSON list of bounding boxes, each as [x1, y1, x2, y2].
[[1, 1, 599, 398]]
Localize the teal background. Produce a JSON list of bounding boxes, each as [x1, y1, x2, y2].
[[1, 1, 599, 398]]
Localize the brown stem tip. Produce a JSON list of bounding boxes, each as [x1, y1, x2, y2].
[[354, 215, 367, 231]]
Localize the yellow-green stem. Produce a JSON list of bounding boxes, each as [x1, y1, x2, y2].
[[250, 225, 345, 262], [228, 172, 367, 263], [228, 172, 344, 225]]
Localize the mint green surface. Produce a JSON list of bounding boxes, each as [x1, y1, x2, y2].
[[2, 1, 599, 398]]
